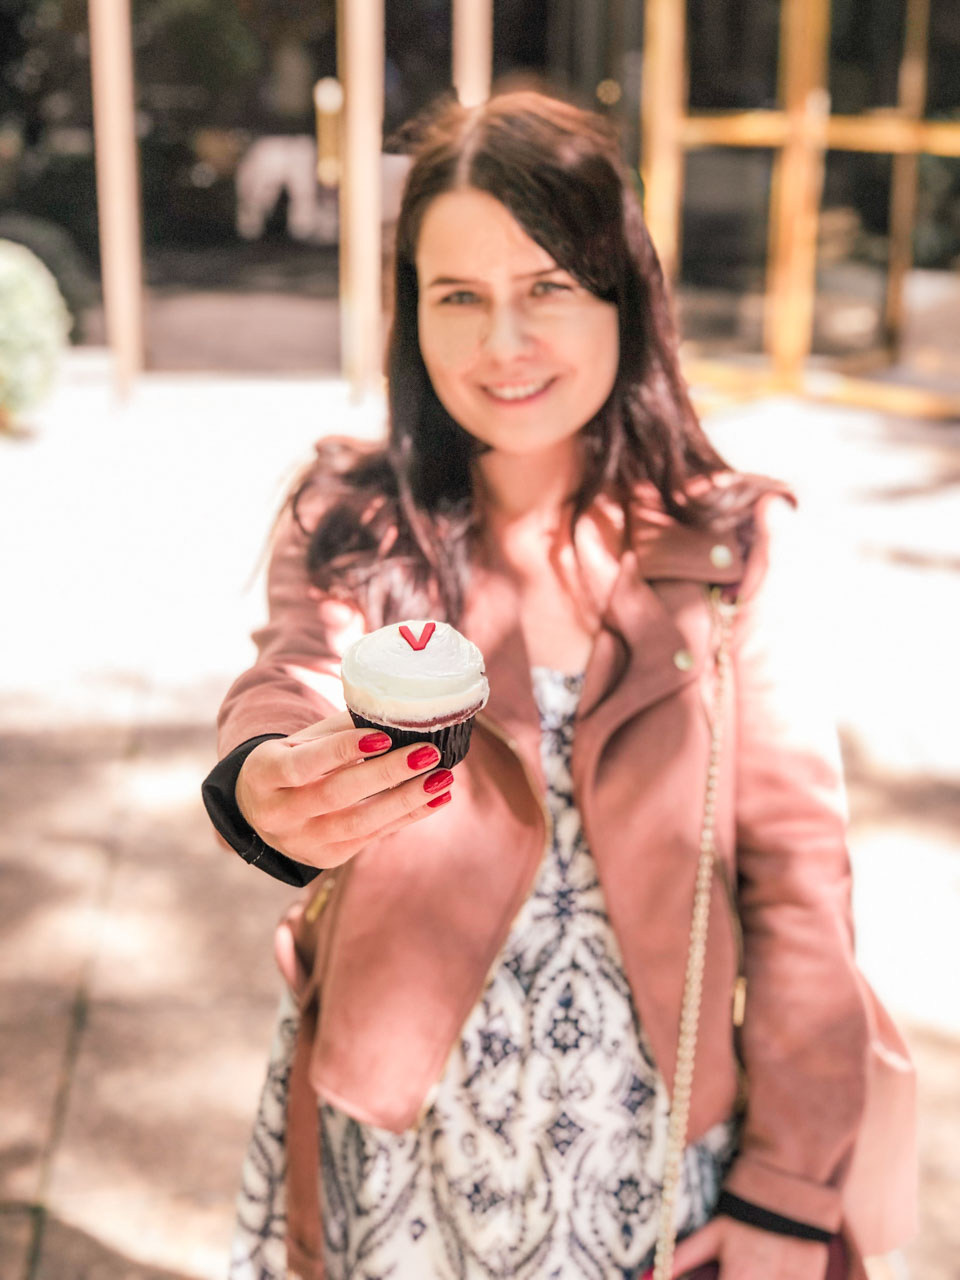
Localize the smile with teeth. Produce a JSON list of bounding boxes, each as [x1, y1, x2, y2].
[[484, 378, 554, 401]]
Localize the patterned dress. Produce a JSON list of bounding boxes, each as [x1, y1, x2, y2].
[[229, 668, 737, 1280]]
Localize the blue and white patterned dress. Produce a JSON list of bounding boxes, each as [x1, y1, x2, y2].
[[229, 668, 737, 1280]]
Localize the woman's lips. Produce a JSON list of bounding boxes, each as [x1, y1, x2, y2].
[[481, 377, 557, 404]]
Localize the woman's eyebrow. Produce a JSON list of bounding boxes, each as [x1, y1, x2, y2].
[[425, 266, 565, 289], [426, 275, 476, 288]]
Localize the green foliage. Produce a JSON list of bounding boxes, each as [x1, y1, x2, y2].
[[0, 238, 70, 422], [133, 0, 263, 92]]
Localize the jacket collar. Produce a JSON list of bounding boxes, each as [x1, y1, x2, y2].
[[626, 487, 745, 585], [459, 492, 745, 771]]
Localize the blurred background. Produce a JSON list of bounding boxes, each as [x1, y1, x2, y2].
[[0, 2, 958, 1279], [1, 0, 958, 392]]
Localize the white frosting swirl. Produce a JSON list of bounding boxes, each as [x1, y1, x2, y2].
[[340, 619, 489, 727]]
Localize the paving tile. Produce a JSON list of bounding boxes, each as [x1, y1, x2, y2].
[[35, 1212, 205, 1280], [0, 993, 74, 1202], [44, 999, 280, 1280], [902, 1023, 960, 1280], [0, 837, 108, 989], [86, 850, 293, 1009], [87, 783, 294, 1009], [0, 727, 132, 843], [0, 830, 110, 1202], [0, 1206, 36, 1280], [849, 828, 960, 1035]]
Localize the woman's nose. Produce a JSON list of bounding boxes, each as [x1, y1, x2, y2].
[[481, 302, 533, 357]]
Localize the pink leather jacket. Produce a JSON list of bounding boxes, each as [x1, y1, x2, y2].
[[218, 485, 873, 1239]]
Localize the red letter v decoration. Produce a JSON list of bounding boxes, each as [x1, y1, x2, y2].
[[399, 622, 436, 650]]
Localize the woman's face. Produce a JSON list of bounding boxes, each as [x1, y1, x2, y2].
[[415, 188, 620, 462]]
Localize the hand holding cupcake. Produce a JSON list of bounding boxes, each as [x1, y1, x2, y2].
[[232, 620, 486, 869]]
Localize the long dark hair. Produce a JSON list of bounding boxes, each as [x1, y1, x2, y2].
[[294, 89, 775, 626]]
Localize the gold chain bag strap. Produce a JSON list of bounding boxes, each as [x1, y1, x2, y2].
[[651, 580, 918, 1278], [653, 587, 736, 1280]]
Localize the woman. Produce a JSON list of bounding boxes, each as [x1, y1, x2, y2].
[[203, 91, 910, 1280]]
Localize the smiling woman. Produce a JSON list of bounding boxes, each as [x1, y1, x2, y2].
[[292, 90, 770, 632], [203, 88, 914, 1280]]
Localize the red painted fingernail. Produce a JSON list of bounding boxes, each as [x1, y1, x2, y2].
[[358, 731, 392, 753], [407, 745, 440, 770], [423, 768, 454, 795], [426, 790, 452, 808]]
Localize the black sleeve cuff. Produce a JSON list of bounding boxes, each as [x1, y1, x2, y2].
[[716, 1191, 833, 1244], [201, 734, 321, 888]]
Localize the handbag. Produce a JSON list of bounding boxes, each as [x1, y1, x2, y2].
[[653, 589, 917, 1280]]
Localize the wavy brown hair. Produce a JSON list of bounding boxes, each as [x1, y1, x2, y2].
[[294, 89, 776, 626]]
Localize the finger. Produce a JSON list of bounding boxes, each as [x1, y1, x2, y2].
[[291, 779, 452, 868], [377, 797, 447, 838], [670, 1220, 721, 1278], [284, 745, 448, 823], [263, 724, 396, 790], [303, 768, 454, 846]]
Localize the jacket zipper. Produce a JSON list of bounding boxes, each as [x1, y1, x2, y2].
[[304, 874, 337, 924], [706, 585, 747, 1031], [414, 709, 553, 1123], [713, 856, 747, 1028]]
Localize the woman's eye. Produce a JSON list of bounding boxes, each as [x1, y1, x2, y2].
[[531, 279, 572, 297], [439, 289, 480, 306]]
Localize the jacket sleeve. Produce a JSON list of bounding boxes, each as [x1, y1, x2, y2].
[[721, 496, 870, 1233], [217, 500, 364, 758], [201, 734, 321, 886]]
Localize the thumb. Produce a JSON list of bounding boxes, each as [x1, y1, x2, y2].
[[668, 1218, 722, 1278]]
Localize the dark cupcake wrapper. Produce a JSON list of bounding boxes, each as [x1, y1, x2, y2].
[[348, 710, 476, 769]]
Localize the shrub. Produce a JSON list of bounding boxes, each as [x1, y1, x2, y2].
[[0, 213, 100, 341], [0, 238, 71, 428]]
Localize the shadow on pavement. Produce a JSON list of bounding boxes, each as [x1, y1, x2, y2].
[[841, 731, 960, 842], [33, 1210, 206, 1280]]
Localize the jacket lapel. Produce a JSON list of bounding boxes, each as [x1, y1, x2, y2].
[[458, 500, 746, 782], [578, 508, 745, 726], [577, 550, 694, 724], [458, 561, 546, 789]]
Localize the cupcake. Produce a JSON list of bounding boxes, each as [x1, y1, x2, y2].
[[340, 620, 489, 768]]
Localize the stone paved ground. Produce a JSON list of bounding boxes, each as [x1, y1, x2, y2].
[[1, 352, 957, 1279]]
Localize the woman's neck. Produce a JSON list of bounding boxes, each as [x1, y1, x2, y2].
[[474, 440, 583, 539], [471, 441, 626, 670]]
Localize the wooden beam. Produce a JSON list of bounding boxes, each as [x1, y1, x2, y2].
[[681, 111, 789, 149], [640, 0, 687, 280], [764, 0, 830, 387], [803, 370, 960, 420], [683, 357, 960, 421], [662, 0, 957, 414], [826, 114, 960, 156], [681, 357, 784, 397], [88, 0, 144, 396], [453, 0, 493, 107], [885, 0, 931, 351], [337, 0, 385, 399], [681, 112, 960, 157]]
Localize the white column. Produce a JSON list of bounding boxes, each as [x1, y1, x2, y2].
[[88, 0, 145, 395], [453, 0, 493, 107], [338, 0, 385, 398]]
